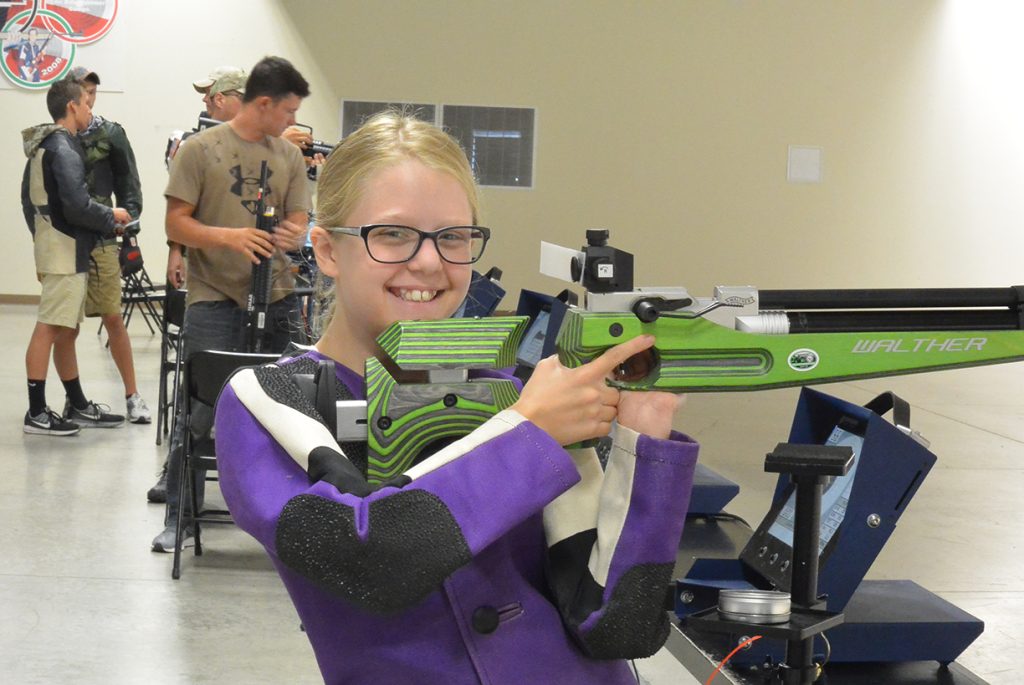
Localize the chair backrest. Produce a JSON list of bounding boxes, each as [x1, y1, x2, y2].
[[164, 288, 187, 329], [185, 350, 280, 409]]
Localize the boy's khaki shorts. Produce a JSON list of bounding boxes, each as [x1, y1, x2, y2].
[[37, 272, 87, 328], [85, 242, 122, 317]]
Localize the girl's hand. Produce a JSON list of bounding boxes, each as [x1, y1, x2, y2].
[[511, 335, 655, 446], [617, 391, 684, 440]]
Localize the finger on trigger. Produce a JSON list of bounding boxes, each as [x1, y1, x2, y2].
[[591, 334, 655, 375]]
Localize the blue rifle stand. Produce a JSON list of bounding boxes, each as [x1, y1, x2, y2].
[[670, 388, 986, 683]]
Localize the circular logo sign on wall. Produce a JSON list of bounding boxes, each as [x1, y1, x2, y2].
[[1, 1, 118, 89], [41, 0, 119, 45], [2, 9, 76, 89]]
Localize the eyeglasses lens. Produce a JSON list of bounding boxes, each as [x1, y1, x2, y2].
[[365, 226, 486, 264]]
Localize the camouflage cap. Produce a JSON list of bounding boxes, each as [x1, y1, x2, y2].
[[193, 66, 246, 95], [68, 65, 100, 85]]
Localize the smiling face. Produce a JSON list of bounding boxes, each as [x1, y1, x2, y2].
[[313, 158, 475, 362]]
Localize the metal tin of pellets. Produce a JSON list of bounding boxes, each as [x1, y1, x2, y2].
[[717, 589, 792, 624]]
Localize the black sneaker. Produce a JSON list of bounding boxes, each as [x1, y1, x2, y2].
[[24, 407, 81, 436], [63, 398, 125, 428]]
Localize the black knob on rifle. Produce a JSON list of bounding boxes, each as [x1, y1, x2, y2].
[[632, 297, 694, 323], [586, 229, 609, 247], [570, 256, 583, 284]]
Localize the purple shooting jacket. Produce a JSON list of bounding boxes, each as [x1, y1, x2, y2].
[[214, 350, 698, 685]]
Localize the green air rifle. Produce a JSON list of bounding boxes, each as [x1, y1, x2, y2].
[[296, 229, 1023, 480], [299, 316, 528, 484], [548, 229, 1024, 392]]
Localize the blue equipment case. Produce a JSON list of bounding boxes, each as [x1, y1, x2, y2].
[[457, 268, 507, 318], [675, 387, 985, 674], [689, 463, 741, 516]]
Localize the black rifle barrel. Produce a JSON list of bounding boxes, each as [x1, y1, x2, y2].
[[760, 287, 1024, 310], [246, 161, 274, 352], [784, 309, 1020, 333]]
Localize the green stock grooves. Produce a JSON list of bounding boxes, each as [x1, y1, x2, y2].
[[556, 309, 1024, 392], [364, 317, 528, 483], [364, 357, 520, 482], [376, 316, 529, 369]]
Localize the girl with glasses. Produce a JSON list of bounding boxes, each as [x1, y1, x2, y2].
[[214, 111, 698, 684]]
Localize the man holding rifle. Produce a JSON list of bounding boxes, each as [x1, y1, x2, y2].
[[164, 65, 247, 291], [153, 55, 312, 552]]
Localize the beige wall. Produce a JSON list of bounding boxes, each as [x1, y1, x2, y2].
[[3, 0, 1021, 303], [0, 0, 338, 298]]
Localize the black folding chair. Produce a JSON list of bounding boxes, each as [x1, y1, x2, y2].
[[172, 350, 280, 579], [120, 264, 164, 334], [93, 242, 163, 338], [156, 288, 187, 446]]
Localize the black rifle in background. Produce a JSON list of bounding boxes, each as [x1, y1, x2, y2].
[[290, 124, 335, 158], [195, 117, 333, 158], [288, 124, 334, 181], [195, 117, 332, 180], [245, 161, 276, 352]]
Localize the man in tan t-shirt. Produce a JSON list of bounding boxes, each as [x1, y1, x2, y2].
[[154, 55, 313, 553], [165, 65, 248, 289]]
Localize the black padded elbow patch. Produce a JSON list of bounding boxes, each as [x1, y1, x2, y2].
[[576, 562, 675, 660], [275, 491, 471, 614]]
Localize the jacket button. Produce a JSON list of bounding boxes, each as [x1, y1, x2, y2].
[[471, 605, 500, 634]]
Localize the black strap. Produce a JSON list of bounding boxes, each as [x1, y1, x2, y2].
[[864, 392, 911, 431], [284, 356, 369, 476], [314, 359, 337, 438]]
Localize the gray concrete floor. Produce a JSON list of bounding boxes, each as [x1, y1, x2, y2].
[[1, 303, 1020, 684]]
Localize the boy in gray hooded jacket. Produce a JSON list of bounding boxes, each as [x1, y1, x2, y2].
[[21, 77, 130, 435]]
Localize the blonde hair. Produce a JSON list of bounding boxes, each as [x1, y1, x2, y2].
[[317, 109, 479, 227], [312, 110, 480, 335]]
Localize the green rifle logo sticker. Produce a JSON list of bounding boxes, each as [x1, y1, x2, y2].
[[788, 348, 819, 372]]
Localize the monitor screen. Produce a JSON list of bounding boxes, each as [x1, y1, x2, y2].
[[739, 415, 867, 591]]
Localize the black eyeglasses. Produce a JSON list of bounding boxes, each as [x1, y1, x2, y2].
[[324, 224, 491, 264]]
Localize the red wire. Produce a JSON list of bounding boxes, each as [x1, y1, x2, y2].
[[705, 635, 763, 685]]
